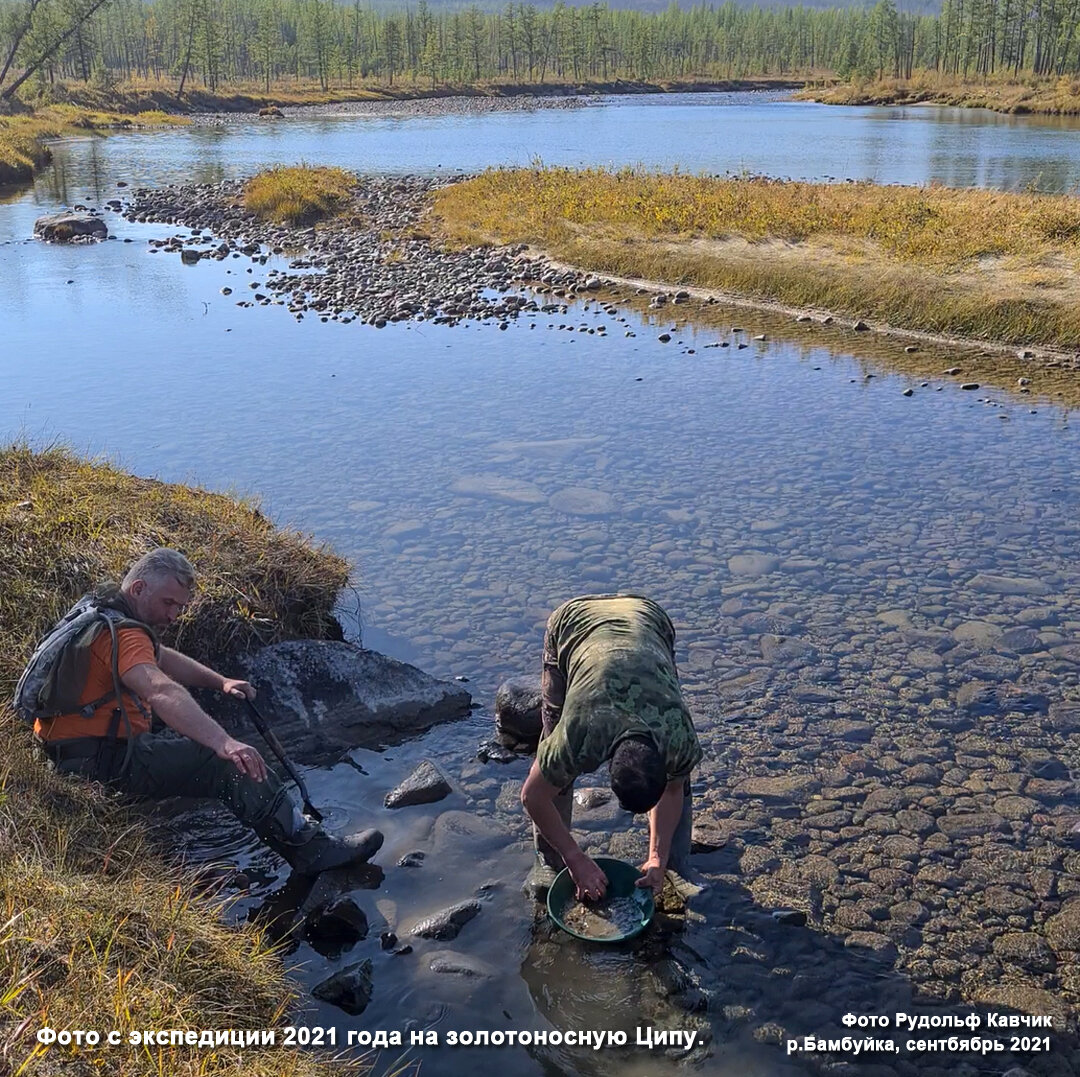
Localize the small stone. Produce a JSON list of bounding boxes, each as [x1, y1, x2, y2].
[[384, 761, 452, 809], [771, 909, 807, 926], [853, 319, 870, 331], [312, 959, 373, 1016], [409, 900, 481, 941], [960, 382, 980, 390]]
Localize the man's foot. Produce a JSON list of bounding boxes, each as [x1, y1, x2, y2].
[[278, 826, 384, 875], [523, 860, 559, 902]]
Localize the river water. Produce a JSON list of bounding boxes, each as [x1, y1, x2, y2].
[[5, 92, 1080, 1075]]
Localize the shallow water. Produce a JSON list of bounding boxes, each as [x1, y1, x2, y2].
[[5, 92, 1080, 1075]]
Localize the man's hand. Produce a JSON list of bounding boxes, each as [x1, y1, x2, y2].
[[566, 850, 608, 902], [221, 678, 256, 700], [218, 737, 267, 781], [636, 856, 665, 895]]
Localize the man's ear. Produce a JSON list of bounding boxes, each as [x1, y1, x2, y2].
[[129, 579, 146, 597]]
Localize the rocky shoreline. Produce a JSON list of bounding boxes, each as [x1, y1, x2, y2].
[[185, 93, 591, 126], [120, 174, 603, 328]]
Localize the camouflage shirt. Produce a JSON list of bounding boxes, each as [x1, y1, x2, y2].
[[536, 594, 702, 789]]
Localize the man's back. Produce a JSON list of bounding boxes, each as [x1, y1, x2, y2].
[[542, 594, 700, 783]]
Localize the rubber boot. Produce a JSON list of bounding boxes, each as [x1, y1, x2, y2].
[[257, 800, 384, 875]]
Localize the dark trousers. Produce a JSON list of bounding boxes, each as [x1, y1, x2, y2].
[[47, 732, 289, 830]]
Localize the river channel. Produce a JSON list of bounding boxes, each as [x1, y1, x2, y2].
[[5, 92, 1080, 1076]]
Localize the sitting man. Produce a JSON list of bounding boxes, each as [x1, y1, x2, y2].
[[21, 547, 381, 875], [520, 593, 702, 900]]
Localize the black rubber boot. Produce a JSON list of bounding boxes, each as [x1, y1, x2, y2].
[[272, 825, 384, 875], [256, 799, 383, 874]]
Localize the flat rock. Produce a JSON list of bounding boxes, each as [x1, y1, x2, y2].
[[843, 931, 898, 962], [1044, 702, 1080, 733], [548, 487, 617, 516], [952, 621, 1002, 649], [234, 641, 471, 763], [967, 573, 1051, 596], [974, 985, 1069, 1030], [385, 760, 452, 808], [999, 626, 1043, 653], [936, 812, 1008, 838], [574, 787, 612, 809], [312, 958, 373, 1015], [451, 473, 547, 504], [489, 436, 604, 461], [734, 775, 820, 802], [1045, 901, 1080, 953], [34, 211, 108, 242], [992, 932, 1056, 973], [427, 950, 496, 978], [409, 900, 482, 941], [728, 553, 780, 577]]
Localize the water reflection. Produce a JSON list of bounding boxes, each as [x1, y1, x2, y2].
[[7, 93, 1080, 215]]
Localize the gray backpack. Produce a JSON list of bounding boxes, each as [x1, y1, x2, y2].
[[14, 595, 156, 725]]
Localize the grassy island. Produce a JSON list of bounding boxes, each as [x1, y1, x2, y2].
[[434, 167, 1080, 350], [0, 444, 354, 1076]]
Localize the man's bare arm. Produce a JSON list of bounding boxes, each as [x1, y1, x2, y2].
[[157, 647, 255, 699], [643, 779, 685, 879], [521, 760, 608, 899], [121, 663, 266, 781]]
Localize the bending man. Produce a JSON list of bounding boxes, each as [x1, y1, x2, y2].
[[26, 547, 381, 875], [520, 594, 701, 899]]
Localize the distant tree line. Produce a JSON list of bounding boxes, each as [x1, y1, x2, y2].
[[3, 0, 1080, 101]]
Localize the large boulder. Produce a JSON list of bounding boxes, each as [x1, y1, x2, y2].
[[495, 676, 542, 750], [34, 212, 108, 242], [228, 641, 472, 764]]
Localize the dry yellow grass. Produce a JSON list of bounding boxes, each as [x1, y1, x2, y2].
[[801, 73, 1080, 115], [0, 444, 357, 1076], [244, 166, 356, 226], [432, 167, 1080, 347], [0, 106, 188, 185]]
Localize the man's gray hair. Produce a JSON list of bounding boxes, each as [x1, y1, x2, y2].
[[123, 547, 196, 591]]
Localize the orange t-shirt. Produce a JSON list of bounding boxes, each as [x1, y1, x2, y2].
[[35, 626, 156, 742]]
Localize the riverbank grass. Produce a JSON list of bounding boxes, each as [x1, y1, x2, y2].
[[0, 444, 352, 1075], [0, 106, 188, 185], [800, 73, 1080, 114], [244, 166, 356, 226], [433, 168, 1080, 348]]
